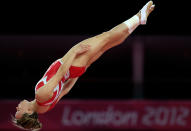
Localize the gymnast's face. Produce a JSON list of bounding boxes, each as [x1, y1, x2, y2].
[[15, 100, 33, 119]]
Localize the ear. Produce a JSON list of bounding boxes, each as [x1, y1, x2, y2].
[[28, 108, 33, 114]]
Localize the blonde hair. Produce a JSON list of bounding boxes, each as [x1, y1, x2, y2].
[[11, 112, 42, 131]]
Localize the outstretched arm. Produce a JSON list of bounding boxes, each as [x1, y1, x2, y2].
[[35, 45, 89, 102]]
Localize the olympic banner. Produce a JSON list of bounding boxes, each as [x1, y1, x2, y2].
[[1, 100, 191, 131]]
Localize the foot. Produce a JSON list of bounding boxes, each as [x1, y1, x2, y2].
[[137, 1, 155, 25]]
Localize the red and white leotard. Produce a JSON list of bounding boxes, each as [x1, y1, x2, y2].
[[35, 59, 86, 111]]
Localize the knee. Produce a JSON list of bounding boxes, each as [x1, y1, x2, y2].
[[104, 30, 126, 44], [94, 31, 111, 43]]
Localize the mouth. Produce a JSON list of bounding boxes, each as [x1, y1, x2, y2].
[[16, 107, 20, 112]]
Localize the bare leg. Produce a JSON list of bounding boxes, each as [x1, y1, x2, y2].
[[72, 1, 155, 67]]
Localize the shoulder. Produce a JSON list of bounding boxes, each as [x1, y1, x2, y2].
[[35, 86, 53, 103]]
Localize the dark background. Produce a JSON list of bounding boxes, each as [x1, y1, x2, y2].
[[0, 0, 191, 100], [0, 0, 190, 36]]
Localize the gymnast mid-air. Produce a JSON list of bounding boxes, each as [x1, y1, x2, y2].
[[12, 1, 155, 130]]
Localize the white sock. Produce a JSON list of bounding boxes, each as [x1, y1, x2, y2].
[[140, 2, 155, 25], [123, 15, 140, 34], [140, 2, 149, 25]]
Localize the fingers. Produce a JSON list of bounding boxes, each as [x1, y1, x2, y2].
[[80, 44, 90, 51], [76, 44, 91, 55]]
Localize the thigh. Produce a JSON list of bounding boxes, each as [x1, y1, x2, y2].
[[79, 32, 110, 55], [71, 32, 110, 67]]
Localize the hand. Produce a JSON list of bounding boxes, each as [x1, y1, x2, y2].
[[75, 44, 90, 55]]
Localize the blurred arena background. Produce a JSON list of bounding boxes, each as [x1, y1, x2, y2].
[[1, 0, 191, 131]]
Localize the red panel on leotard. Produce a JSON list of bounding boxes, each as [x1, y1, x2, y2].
[[69, 66, 86, 78], [44, 60, 62, 81], [35, 59, 86, 111]]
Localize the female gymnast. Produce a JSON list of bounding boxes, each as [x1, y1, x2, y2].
[[12, 1, 155, 130]]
